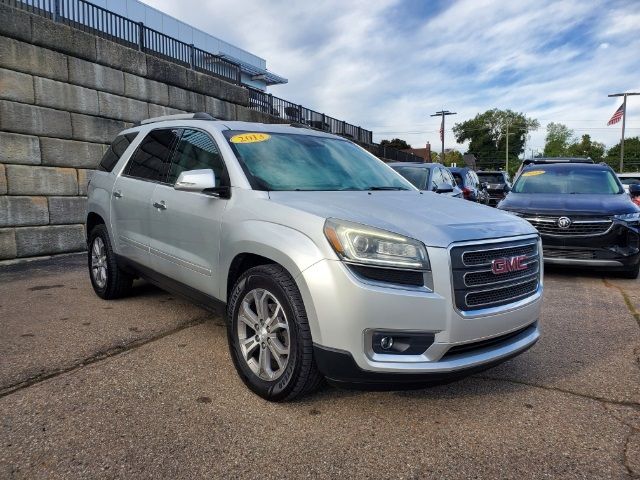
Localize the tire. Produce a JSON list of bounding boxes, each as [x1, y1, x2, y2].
[[226, 264, 323, 401], [620, 262, 640, 279], [87, 224, 133, 299]]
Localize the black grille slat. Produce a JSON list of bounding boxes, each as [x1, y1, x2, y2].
[[451, 239, 540, 311], [543, 248, 596, 260], [466, 279, 539, 307], [464, 261, 539, 287], [525, 216, 612, 236], [462, 244, 536, 266], [443, 324, 533, 358]]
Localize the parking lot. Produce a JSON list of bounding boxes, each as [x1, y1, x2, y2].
[[0, 254, 638, 479]]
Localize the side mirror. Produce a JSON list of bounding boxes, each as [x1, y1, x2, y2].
[[174, 169, 219, 196], [435, 183, 454, 194], [629, 183, 640, 198]]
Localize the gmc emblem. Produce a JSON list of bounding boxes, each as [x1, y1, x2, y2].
[[491, 255, 528, 275]]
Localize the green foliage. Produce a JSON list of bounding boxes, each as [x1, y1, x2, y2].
[[452, 109, 539, 162], [543, 123, 574, 157], [380, 138, 412, 150], [605, 137, 640, 172], [431, 150, 463, 166], [566, 134, 605, 161]]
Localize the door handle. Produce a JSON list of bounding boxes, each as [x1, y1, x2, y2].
[[153, 201, 167, 210], [113, 190, 123, 198]]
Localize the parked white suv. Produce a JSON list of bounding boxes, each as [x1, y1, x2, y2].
[[86, 113, 543, 401]]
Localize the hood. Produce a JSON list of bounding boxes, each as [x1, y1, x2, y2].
[[268, 191, 536, 248], [499, 193, 640, 216]]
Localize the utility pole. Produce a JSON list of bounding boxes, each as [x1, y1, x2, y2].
[[608, 92, 639, 172], [430, 110, 456, 161], [504, 123, 515, 172]]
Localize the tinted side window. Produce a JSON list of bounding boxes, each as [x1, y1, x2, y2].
[[167, 129, 228, 186], [466, 172, 477, 188], [125, 129, 180, 182], [443, 169, 456, 186], [431, 168, 444, 189], [98, 132, 139, 172]]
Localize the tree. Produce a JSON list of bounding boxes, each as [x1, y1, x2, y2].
[[452, 109, 539, 164], [432, 149, 464, 166], [566, 134, 605, 161], [605, 137, 640, 171], [543, 122, 574, 157], [380, 138, 411, 150]]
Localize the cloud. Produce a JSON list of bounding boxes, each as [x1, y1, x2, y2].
[[143, 0, 640, 155]]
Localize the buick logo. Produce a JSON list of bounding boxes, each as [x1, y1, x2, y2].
[[557, 216, 572, 229], [491, 255, 528, 275]]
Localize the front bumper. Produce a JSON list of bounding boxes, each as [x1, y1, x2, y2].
[[541, 221, 640, 269], [297, 238, 542, 382]]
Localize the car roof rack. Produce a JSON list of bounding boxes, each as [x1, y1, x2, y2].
[[137, 112, 219, 126], [522, 157, 593, 165]]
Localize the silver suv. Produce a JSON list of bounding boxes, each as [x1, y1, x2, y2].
[[86, 113, 543, 401]]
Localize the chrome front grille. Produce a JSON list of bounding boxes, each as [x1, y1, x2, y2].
[[451, 238, 540, 312], [524, 216, 612, 236]]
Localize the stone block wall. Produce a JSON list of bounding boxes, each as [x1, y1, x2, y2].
[[0, 3, 284, 261]]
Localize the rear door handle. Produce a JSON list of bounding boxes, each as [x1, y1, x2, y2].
[[113, 190, 123, 198], [153, 201, 167, 210]]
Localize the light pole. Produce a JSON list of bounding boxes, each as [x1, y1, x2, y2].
[[430, 110, 456, 161], [608, 92, 640, 172]]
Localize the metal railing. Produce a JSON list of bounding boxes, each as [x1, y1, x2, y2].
[[248, 88, 372, 144], [2, 0, 423, 161]]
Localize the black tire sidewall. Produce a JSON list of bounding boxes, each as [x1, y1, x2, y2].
[[227, 269, 305, 401]]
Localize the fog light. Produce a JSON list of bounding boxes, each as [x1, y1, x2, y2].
[[380, 336, 394, 350]]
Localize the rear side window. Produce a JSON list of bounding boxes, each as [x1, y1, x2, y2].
[[98, 132, 139, 172], [125, 129, 181, 182], [167, 129, 228, 186]]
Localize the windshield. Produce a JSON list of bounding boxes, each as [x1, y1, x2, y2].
[[478, 173, 506, 183], [513, 168, 622, 194], [391, 166, 429, 189], [224, 131, 414, 191]]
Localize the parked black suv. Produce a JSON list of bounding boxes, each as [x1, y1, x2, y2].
[[477, 171, 511, 206], [498, 162, 640, 278]]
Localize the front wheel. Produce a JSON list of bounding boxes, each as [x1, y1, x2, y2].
[[227, 264, 323, 401]]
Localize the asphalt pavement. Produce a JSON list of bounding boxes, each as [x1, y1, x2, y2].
[[0, 255, 638, 479]]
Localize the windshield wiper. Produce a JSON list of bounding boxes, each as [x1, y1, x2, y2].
[[366, 186, 409, 191]]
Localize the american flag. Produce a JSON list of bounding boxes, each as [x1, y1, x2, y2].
[[607, 103, 624, 126], [440, 117, 444, 142]]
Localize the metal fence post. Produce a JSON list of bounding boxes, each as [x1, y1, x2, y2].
[[189, 43, 194, 69], [137, 21, 144, 51], [298, 105, 303, 124], [268, 94, 274, 115], [52, 0, 59, 22]]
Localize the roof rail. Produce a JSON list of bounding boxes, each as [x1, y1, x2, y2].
[[137, 112, 219, 126]]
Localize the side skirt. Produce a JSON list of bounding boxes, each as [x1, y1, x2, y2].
[[116, 255, 226, 314]]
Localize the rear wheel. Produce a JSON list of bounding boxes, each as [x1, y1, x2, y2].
[[227, 264, 323, 401], [88, 224, 133, 299]]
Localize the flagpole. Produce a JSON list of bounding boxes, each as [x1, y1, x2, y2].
[[609, 92, 639, 172], [620, 94, 627, 172]]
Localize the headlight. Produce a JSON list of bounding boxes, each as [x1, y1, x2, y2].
[[614, 212, 640, 225], [323, 218, 430, 270]]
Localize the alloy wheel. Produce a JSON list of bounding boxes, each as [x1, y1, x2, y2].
[[236, 288, 291, 381]]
